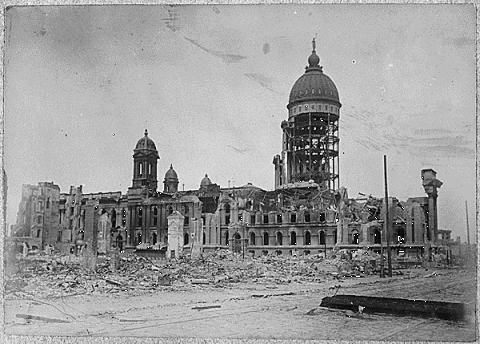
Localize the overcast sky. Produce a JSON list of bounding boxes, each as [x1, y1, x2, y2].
[[4, 5, 476, 242]]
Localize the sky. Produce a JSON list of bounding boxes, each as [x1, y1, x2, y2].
[[4, 4, 476, 242]]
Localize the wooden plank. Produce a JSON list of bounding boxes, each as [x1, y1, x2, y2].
[[320, 294, 466, 321]]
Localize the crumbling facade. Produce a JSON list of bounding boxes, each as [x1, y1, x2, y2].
[[11, 41, 446, 259]]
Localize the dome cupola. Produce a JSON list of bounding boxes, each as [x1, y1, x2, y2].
[[131, 129, 159, 191], [288, 38, 341, 107], [200, 174, 212, 187], [163, 164, 179, 193]]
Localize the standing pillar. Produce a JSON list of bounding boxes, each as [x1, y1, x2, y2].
[[191, 219, 203, 258], [167, 211, 184, 259], [83, 200, 99, 270]]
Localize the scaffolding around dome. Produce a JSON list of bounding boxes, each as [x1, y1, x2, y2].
[[275, 40, 341, 191]]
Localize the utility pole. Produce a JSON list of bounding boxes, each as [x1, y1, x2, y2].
[[465, 200, 470, 268], [384, 155, 392, 277]]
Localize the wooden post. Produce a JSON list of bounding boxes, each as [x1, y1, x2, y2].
[[384, 155, 392, 277]]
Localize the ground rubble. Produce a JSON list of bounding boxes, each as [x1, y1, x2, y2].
[[4, 248, 439, 299]]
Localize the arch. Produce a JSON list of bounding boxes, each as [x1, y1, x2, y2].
[[263, 232, 269, 245], [250, 232, 256, 246], [276, 232, 283, 245], [116, 234, 124, 251], [122, 208, 127, 226], [152, 206, 158, 226], [305, 231, 311, 245], [152, 232, 157, 245], [397, 227, 405, 244], [351, 230, 359, 245], [111, 209, 117, 228], [319, 230, 326, 245], [374, 229, 381, 244], [136, 232, 142, 245], [138, 207, 143, 227], [184, 233, 189, 245], [290, 231, 297, 245], [234, 232, 241, 240]]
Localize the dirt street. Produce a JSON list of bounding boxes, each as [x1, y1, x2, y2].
[[4, 253, 476, 341]]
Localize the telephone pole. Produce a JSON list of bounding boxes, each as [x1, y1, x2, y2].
[[384, 155, 392, 277]]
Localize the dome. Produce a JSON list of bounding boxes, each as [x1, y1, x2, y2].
[[135, 129, 157, 151], [288, 39, 341, 106], [164, 164, 178, 180], [200, 174, 212, 187]]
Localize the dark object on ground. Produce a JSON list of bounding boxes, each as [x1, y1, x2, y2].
[[320, 294, 466, 321], [192, 305, 221, 310], [16, 314, 70, 323]]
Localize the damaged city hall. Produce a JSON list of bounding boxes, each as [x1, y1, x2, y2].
[[13, 41, 447, 260]]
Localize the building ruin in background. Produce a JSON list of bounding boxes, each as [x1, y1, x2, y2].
[[11, 41, 452, 259]]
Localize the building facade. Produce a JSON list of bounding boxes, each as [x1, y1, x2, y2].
[[12, 41, 447, 259]]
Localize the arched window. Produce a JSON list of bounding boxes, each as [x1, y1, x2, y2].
[[319, 230, 326, 245], [137, 208, 143, 227], [152, 206, 158, 226], [111, 209, 117, 228], [305, 231, 311, 245], [184, 204, 189, 214], [122, 208, 126, 226], [374, 229, 381, 244], [136, 232, 142, 245], [263, 232, 269, 245], [225, 203, 231, 214], [276, 232, 283, 245], [397, 227, 405, 244], [290, 232, 297, 245], [352, 230, 359, 245], [168, 206, 173, 215], [152, 232, 157, 245], [250, 232, 256, 246], [184, 233, 189, 245]]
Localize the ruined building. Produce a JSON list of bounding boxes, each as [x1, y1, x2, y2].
[[12, 41, 447, 258]]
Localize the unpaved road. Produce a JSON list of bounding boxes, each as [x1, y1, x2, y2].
[[4, 268, 476, 341]]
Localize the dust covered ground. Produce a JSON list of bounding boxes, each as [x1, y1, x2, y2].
[[4, 251, 477, 341]]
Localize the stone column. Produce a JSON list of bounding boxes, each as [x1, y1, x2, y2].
[[360, 223, 369, 245], [191, 219, 203, 259], [167, 211, 184, 259], [83, 200, 98, 270]]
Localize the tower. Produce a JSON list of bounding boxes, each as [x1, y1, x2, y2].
[[421, 169, 442, 243], [163, 164, 179, 193], [274, 38, 341, 190], [132, 129, 159, 193]]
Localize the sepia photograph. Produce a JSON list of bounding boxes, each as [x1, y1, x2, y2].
[[3, 4, 477, 341]]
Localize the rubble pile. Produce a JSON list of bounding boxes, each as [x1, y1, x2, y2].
[[5, 249, 405, 299]]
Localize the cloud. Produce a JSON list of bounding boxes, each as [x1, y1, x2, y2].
[[341, 107, 475, 159], [184, 37, 247, 63]]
